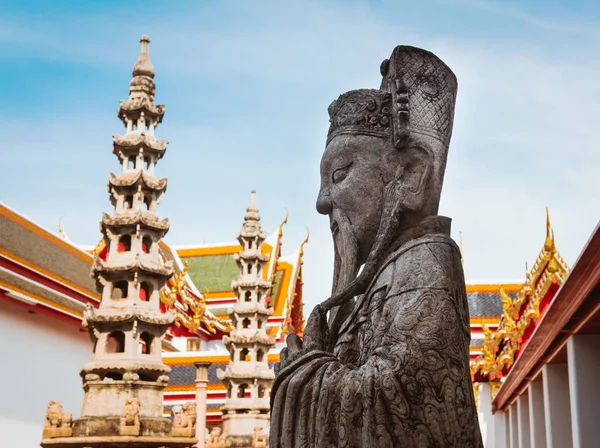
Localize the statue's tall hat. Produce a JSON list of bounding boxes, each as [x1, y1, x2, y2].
[[327, 46, 458, 148]]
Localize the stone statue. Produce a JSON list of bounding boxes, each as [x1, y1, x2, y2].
[[207, 426, 226, 448], [270, 46, 483, 447], [119, 397, 140, 436], [172, 402, 197, 437], [43, 401, 73, 438], [253, 427, 267, 448]]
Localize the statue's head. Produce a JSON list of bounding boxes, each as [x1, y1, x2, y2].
[[211, 426, 222, 435], [317, 46, 457, 308]]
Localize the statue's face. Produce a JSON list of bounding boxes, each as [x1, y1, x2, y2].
[[317, 134, 390, 266]]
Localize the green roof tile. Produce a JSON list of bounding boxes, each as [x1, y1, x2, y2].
[[185, 255, 239, 292]]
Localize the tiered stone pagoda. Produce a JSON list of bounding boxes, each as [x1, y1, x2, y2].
[[40, 36, 196, 448], [217, 191, 275, 447]]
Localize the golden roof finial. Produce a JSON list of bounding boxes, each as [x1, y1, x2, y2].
[[58, 217, 68, 240], [544, 207, 554, 252], [299, 228, 310, 258], [277, 208, 289, 237]]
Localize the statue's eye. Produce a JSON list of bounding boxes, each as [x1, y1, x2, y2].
[[332, 163, 352, 184]]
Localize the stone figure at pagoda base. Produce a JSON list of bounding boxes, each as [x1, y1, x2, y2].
[[207, 427, 226, 448], [270, 46, 483, 447]]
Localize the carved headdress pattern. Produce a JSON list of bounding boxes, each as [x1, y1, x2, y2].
[[327, 45, 458, 148]]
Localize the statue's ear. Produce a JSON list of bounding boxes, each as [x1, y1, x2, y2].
[[395, 146, 431, 211]]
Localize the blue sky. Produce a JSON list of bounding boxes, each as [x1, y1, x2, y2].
[[1, 0, 599, 314]]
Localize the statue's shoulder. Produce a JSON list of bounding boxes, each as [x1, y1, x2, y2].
[[383, 233, 462, 296]]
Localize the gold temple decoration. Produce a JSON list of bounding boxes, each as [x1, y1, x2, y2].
[[161, 262, 233, 334], [281, 229, 310, 337], [267, 209, 289, 296], [470, 209, 569, 383], [92, 238, 107, 257], [58, 217, 69, 240], [490, 381, 502, 400]]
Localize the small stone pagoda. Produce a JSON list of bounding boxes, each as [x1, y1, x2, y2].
[[217, 191, 275, 447], [40, 36, 196, 448]]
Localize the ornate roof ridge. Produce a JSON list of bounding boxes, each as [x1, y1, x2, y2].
[[280, 229, 309, 338], [161, 261, 234, 335]]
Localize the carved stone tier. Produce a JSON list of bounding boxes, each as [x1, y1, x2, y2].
[[229, 302, 273, 315], [101, 212, 170, 232], [231, 279, 271, 289], [216, 368, 274, 382], [113, 133, 168, 155], [108, 171, 168, 192], [81, 362, 171, 377], [92, 257, 173, 278], [84, 308, 174, 326], [233, 251, 269, 262], [118, 98, 165, 124], [222, 334, 276, 347]]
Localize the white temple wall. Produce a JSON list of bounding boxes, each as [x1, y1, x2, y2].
[[0, 300, 91, 448]]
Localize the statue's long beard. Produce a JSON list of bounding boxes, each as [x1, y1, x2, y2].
[[328, 209, 360, 338], [322, 181, 409, 344]]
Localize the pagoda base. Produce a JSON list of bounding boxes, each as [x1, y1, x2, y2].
[[40, 435, 196, 448], [72, 415, 172, 438], [222, 411, 269, 447]]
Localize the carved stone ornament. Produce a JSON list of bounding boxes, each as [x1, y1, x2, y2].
[[253, 427, 267, 448], [43, 401, 73, 439], [206, 426, 226, 448], [119, 397, 141, 436], [172, 402, 197, 437], [270, 45, 483, 447]]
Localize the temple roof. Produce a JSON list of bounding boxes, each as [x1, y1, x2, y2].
[[0, 202, 99, 325], [470, 210, 570, 387], [167, 225, 306, 342]]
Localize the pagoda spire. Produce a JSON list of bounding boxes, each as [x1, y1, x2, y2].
[[41, 36, 195, 448], [133, 35, 155, 78], [217, 190, 275, 446]]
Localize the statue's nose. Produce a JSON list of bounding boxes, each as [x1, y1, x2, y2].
[[316, 192, 332, 215]]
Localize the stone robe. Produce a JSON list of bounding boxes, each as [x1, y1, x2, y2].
[[270, 218, 482, 447]]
